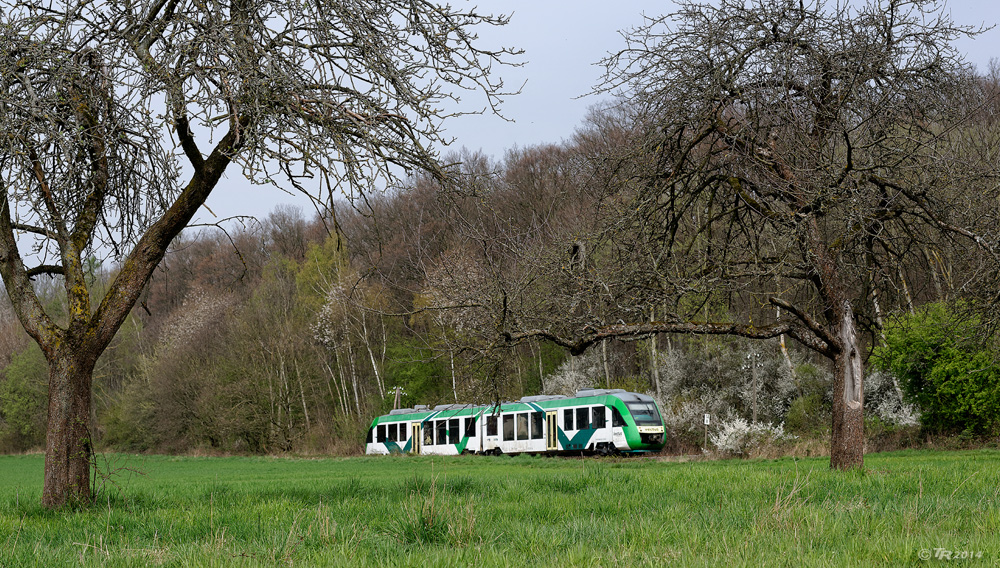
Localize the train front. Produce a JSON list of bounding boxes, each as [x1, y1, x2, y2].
[[614, 392, 666, 453]]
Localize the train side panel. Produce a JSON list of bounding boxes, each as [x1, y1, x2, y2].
[[366, 415, 426, 455], [365, 390, 665, 456]]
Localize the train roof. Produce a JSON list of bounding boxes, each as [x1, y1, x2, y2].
[[369, 389, 659, 425], [574, 388, 627, 398], [519, 394, 568, 403], [609, 391, 657, 403]]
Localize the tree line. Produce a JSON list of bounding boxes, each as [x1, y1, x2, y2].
[[2, 0, 1000, 508], [0, 201, 568, 455], [5, 91, 994, 459]]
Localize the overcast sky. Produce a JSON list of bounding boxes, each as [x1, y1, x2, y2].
[[200, 0, 1000, 224]]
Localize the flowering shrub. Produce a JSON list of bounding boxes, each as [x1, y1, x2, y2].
[[158, 288, 233, 352], [542, 350, 608, 396], [710, 417, 795, 457], [865, 370, 920, 427]]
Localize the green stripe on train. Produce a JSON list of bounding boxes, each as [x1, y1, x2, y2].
[[383, 439, 412, 454], [558, 428, 597, 451]]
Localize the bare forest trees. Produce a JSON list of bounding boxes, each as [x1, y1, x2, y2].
[[87, 216, 399, 456], [0, 0, 516, 507], [589, 0, 999, 469], [313, 264, 392, 415], [430, 0, 1000, 470]]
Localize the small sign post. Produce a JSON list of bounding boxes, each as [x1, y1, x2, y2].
[[703, 413, 710, 449]]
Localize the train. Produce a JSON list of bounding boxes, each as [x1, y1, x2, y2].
[[364, 389, 665, 456]]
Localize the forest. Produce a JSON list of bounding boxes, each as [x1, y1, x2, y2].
[[2, 98, 998, 458], [1, 0, 1000, 511]]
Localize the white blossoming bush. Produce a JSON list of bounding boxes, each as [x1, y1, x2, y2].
[[158, 288, 233, 352], [865, 370, 921, 427], [542, 350, 608, 396], [709, 417, 795, 457], [654, 388, 732, 435]]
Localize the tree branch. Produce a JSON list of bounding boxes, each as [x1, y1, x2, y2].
[[504, 317, 833, 358], [89, 116, 249, 351], [11, 222, 57, 240], [887, 179, 998, 260], [24, 141, 70, 246], [0, 188, 61, 351], [26, 265, 65, 278], [768, 296, 839, 353]]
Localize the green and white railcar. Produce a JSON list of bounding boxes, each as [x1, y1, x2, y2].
[[365, 389, 665, 456]]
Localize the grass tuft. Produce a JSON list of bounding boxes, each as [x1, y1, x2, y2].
[[388, 474, 476, 547]]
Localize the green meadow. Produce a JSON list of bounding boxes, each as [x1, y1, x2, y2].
[[0, 450, 996, 566]]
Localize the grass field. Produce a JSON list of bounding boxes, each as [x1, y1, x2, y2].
[[0, 450, 997, 566]]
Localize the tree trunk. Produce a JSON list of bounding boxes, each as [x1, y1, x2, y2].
[[295, 360, 310, 431], [361, 315, 385, 399], [650, 308, 661, 398], [344, 331, 361, 415], [450, 350, 458, 403], [42, 348, 97, 508], [323, 361, 346, 416], [922, 247, 945, 301], [775, 307, 799, 397], [830, 302, 864, 470], [534, 341, 543, 387], [898, 265, 915, 315], [601, 339, 611, 389], [329, 345, 350, 415], [750, 349, 758, 425]]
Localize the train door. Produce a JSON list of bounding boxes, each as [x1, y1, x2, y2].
[[478, 412, 485, 454], [545, 411, 558, 451], [410, 423, 421, 454]]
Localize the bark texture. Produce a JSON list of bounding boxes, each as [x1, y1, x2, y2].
[[42, 348, 97, 506], [830, 303, 864, 470]]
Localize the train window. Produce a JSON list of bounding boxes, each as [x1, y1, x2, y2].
[[387, 424, 397, 443], [564, 409, 574, 430], [593, 407, 606, 429], [465, 417, 476, 438], [516, 413, 529, 440], [424, 423, 433, 445], [377, 424, 387, 443], [400, 424, 408, 442], [531, 412, 543, 439], [366, 427, 373, 444], [625, 401, 663, 425], [503, 414, 515, 441], [449, 419, 460, 444], [437, 420, 448, 445], [576, 407, 590, 430], [612, 407, 625, 427], [487, 415, 498, 436]]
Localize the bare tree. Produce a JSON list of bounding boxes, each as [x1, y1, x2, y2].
[[0, 0, 517, 507], [468, 0, 998, 470]]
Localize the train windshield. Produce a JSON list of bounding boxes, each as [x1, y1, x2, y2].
[[625, 401, 662, 426]]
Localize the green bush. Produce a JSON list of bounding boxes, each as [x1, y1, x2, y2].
[[785, 394, 829, 436], [922, 348, 1000, 434], [98, 379, 157, 452], [384, 339, 449, 408], [0, 345, 48, 452], [873, 303, 1000, 435]]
